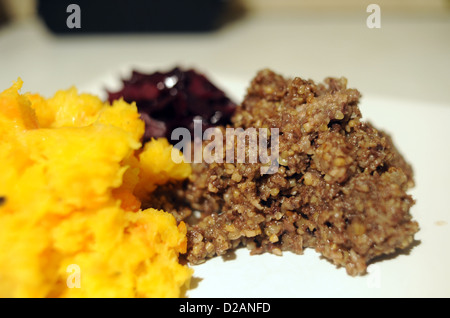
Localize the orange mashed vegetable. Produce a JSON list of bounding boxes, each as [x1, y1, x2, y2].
[[0, 79, 193, 297]]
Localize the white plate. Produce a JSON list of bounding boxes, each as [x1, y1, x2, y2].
[[81, 65, 450, 298]]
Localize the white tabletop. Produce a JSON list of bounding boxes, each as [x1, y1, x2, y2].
[[0, 10, 449, 107]]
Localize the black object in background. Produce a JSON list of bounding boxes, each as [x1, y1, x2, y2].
[[38, 0, 230, 33], [0, 0, 9, 27]]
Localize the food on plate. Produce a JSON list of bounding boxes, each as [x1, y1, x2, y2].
[[0, 79, 192, 297], [0, 64, 418, 298], [151, 69, 419, 276], [107, 67, 237, 143]]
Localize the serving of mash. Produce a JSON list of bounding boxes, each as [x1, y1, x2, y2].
[[0, 79, 192, 297]]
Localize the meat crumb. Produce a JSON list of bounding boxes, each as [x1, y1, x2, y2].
[[147, 69, 419, 276]]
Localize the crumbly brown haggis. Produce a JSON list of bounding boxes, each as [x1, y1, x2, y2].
[[151, 69, 419, 276]]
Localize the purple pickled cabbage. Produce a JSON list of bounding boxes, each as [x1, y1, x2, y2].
[[107, 67, 237, 144]]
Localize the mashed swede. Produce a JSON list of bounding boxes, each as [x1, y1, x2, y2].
[[0, 79, 192, 297]]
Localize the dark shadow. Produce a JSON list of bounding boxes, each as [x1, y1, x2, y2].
[[221, 249, 238, 262], [215, 0, 248, 30], [181, 276, 203, 297], [0, 0, 10, 28]]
